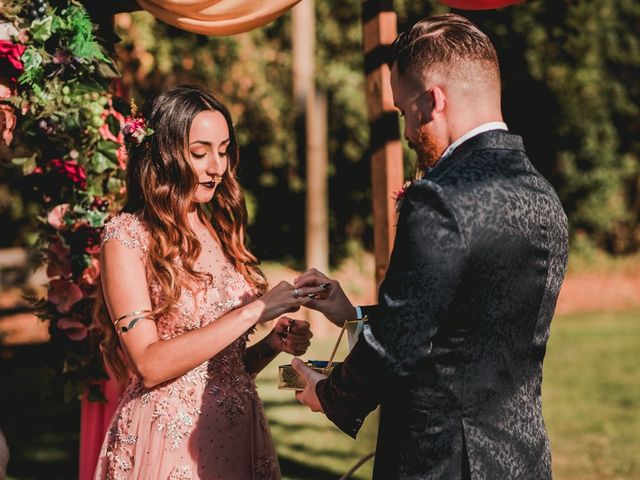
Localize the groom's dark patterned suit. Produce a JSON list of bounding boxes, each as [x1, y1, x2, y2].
[[316, 129, 569, 479]]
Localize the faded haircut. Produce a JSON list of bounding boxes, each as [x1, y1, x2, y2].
[[391, 13, 500, 85]]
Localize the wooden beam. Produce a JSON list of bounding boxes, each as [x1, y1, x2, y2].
[[362, 0, 403, 288]]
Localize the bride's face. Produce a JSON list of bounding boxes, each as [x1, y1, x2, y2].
[[188, 109, 230, 204]]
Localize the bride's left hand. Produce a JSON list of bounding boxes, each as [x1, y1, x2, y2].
[[268, 317, 313, 356]]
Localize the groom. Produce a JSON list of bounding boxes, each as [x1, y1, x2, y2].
[[292, 13, 568, 479]]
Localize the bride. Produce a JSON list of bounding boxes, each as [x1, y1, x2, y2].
[[93, 85, 321, 479]]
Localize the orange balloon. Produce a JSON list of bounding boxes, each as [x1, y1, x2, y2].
[[440, 0, 525, 9]]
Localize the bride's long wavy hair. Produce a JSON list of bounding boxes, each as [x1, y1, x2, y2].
[[95, 85, 267, 382]]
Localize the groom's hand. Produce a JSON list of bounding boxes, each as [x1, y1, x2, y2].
[[294, 268, 356, 326], [291, 357, 325, 413]]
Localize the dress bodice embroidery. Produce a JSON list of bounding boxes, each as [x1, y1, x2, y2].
[[96, 212, 278, 479]]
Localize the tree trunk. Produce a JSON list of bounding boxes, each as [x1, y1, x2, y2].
[[293, 0, 333, 337]]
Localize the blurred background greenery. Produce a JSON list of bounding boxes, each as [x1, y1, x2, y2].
[[2, 0, 639, 264], [1, 1, 639, 479]]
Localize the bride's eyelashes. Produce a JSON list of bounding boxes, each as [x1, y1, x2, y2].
[[191, 151, 228, 159]]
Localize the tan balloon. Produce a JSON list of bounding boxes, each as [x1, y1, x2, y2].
[[137, 0, 301, 36]]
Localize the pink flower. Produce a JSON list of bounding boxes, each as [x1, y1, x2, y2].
[[17, 29, 29, 44], [48, 278, 83, 313], [122, 116, 152, 146], [47, 203, 71, 230], [0, 103, 16, 146], [0, 75, 13, 101], [57, 314, 88, 341], [79, 258, 100, 288], [46, 240, 72, 278], [100, 106, 128, 168], [116, 145, 128, 169], [98, 120, 118, 143]]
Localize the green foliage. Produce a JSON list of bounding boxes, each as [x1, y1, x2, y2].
[[114, 1, 640, 261], [63, 5, 110, 63], [1, 0, 130, 400], [457, 1, 640, 253], [115, 6, 376, 262]]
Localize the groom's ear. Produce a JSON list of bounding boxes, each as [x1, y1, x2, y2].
[[431, 86, 446, 114], [416, 87, 445, 125]]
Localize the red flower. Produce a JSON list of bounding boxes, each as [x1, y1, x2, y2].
[[47, 159, 87, 189], [0, 41, 26, 82], [394, 180, 415, 213]]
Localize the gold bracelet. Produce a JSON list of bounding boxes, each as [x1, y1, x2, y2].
[[114, 309, 152, 326], [118, 315, 153, 334]]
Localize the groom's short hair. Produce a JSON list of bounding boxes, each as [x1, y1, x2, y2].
[[391, 14, 500, 87]]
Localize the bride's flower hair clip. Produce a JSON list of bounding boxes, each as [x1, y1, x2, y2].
[[122, 100, 154, 151]]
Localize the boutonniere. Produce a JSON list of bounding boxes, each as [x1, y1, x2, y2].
[[394, 179, 416, 213]]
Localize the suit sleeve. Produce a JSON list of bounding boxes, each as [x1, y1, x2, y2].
[[316, 181, 468, 436], [363, 180, 468, 376], [316, 336, 388, 438]]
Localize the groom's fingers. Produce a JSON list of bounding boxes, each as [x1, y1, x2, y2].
[[294, 270, 330, 288], [294, 268, 329, 285], [294, 285, 327, 298]]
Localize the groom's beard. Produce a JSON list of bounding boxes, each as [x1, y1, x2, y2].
[[409, 124, 445, 174]]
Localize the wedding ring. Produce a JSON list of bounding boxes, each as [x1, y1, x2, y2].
[[293, 288, 300, 298]]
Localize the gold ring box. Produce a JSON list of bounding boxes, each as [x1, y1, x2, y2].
[[278, 360, 341, 390], [277, 317, 366, 391]]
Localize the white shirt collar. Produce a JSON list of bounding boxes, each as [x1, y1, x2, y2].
[[437, 121, 508, 166]]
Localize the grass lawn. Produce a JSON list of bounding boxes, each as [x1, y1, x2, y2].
[[255, 337, 378, 480], [543, 310, 640, 480], [1, 310, 638, 479]]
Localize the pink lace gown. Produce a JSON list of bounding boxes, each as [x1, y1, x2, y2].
[[93, 213, 280, 480]]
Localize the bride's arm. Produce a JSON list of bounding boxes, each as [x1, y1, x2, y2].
[[244, 317, 313, 374], [100, 239, 316, 388]]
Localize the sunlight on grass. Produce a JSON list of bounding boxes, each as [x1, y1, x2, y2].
[[258, 310, 640, 480], [2, 311, 637, 479], [257, 338, 378, 479], [543, 310, 640, 480]]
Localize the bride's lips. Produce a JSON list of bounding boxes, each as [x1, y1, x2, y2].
[[199, 181, 216, 189]]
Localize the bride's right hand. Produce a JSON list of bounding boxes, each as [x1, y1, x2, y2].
[[255, 281, 326, 323]]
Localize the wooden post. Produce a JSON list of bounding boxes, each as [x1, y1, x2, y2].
[[292, 0, 314, 111], [362, 0, 403, 288], [306, 90, 329, 282]]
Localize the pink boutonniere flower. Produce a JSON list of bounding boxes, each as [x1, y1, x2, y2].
[[394, 180, 416, 213]]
